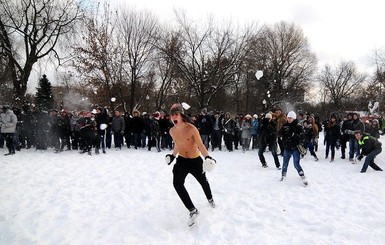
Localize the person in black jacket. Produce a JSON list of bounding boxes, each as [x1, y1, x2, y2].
[[258, 113, 281, 169], [223, 112, 236, 151], [131, 110, 145, 149], [324, 114, 340, 162], [340, 113, 353, 159], [59, 110, 72, 151], [278, 111, 308, 185], [197, 108, 213, 149], [94, 107, 109, 154], [354, 130, 383, 173], [349, 113, 365, 161], [77, 111, 96, 155]]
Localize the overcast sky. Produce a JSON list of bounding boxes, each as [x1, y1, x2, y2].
[[118, 0, 384, 73]]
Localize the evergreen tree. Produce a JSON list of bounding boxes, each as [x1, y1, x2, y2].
[[35, 74, 54, 111]]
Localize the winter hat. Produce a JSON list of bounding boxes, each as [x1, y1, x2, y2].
[[153, 111, 160, 120], [265, 113, 272, 119], [253, 114, 258, 119], [170, 103, 184, 115], [245, 114, 252, 119], [201, 108, 207, 115], [287, 111, 296, 119]]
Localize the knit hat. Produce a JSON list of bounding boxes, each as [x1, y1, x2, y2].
[[287, 111, 296, 119], [153, 111, 160, 120], [170, 103, 184, 115], [265, 113, 272, 119], [253, 114, 258, 119]]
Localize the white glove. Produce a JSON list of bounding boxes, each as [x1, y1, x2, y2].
[[165, 154, 175, 165], [100, 123, 107, 130], [203, 156, 216, 172]]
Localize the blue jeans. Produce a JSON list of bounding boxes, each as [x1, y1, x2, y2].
[[201, 134, 210, 149], [361, 148, 382, 172], [282, 148, 305, 177], [349, 138, 359, 159]]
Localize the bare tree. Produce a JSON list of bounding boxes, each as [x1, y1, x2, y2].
[[116, 7, 159, 112], [317, 61, 366, 110], [0, 0, 83, 106], [151, 29, 183, 110], [372, 48, 385, 111], [72, 2, 123, 110], [158, 11, 252, 109], [257, 21, 317, 108]]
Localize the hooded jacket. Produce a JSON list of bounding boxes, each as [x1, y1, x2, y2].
[[0, 108, 18, 133]]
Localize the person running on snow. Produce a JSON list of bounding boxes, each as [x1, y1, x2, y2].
[[354, 130, 383, 173], [165, 103, 216, 227], [278, 111, 308, 185]]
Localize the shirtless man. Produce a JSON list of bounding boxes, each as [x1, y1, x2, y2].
[[165, 103, 216, 226]]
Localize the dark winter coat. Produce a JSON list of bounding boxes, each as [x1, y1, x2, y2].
[[131, 116, 145, 134], [159, 116, 172, 135], [341, 118, 354, 140], [258, 118, 277, 146], [279, 119, 305, 151], [352, 118, 365, 133], [95, 110, 108, 127], [197, 114, 213, 135], [223, 117, 236, 135], [366, 124, 380, 139], [358, 133, 382, 155], [325, 121, 340, 143], [212, 115, 224, 131], [58, 115, 71, 137], [143, 116, 152, 136], [77, 117, 96, 132], [150, 118, 160, 137]]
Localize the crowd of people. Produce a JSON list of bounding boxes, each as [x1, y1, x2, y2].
[[0, 104, 383, 174]]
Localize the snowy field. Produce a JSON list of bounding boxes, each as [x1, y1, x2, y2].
[[1, 133, 385, 245]]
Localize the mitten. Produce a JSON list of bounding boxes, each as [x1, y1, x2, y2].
[[165, 154, 175, 165], [203, 156, 216, 172]]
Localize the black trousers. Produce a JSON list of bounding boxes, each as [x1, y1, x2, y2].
[[173, 156, 213, 211], [3, 133, 15, 153]]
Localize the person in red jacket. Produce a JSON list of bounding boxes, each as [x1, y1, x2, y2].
[[354, 130, 383, 173]]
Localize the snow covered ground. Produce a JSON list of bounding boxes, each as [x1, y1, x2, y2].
[[1, 133, 385, 245]]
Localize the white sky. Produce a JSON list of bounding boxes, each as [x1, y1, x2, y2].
[[119, 0, 385, 73]]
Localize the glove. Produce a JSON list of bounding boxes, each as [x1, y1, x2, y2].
[[203, 156, 216, 173], [165, 154, 175, 165], [357, 155, 363, 161], [344, 129, 354, 135], [336, 140, 340, 149]]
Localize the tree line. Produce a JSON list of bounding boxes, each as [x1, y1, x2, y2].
[[1, 0, 385, 119]]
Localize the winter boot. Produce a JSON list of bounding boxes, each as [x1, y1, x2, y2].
[[208, 198, 216, 208], [188, 208, 199, 227], [301, 175, 308, 185]]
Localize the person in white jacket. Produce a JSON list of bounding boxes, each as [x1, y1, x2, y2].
[[0, 105, 18, 155]]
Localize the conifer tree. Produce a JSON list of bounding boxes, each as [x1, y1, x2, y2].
[[35, 74, 54, 111]]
